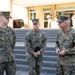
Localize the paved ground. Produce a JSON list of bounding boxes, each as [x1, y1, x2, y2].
[[16, 42, 56, 47], [3, 71, 27, 75], [3, 42, 55, 75], [3, 70, 48, 75], [16, 71, 47, 75]]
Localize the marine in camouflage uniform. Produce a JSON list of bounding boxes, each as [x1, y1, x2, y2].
[[0, 12, 16, 75], [25, 19, 47, 75], [56, 15, 75, 75]]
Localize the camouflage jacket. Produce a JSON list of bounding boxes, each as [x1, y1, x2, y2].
[[25, 29, 47, 55], [56, 28, 75, 65], [0, 26, 16, 63]]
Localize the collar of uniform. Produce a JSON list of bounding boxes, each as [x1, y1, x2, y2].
[[33, 29, 40, 34]]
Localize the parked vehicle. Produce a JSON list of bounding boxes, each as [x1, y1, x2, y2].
[[13, 19, 24, 28]]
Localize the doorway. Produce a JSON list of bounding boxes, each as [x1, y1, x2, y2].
[[55, 10, 75, 27]]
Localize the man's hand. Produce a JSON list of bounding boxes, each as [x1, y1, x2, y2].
[[36, 51, 41, 56], [56, 48, 60, 54], [33, 52, 38, 57], [59, 50, 65, 55], [33, 51, 41, 57]]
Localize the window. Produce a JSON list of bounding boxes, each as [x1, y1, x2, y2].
[[30, 9, 36, 20]]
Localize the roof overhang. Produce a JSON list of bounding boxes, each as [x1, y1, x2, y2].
[[13, 0, 75, 7]]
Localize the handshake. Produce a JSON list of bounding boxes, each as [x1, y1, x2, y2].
[[34, 46, 41, 52]]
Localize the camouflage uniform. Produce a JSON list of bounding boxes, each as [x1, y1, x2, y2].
[[25, 29, 47, 75], [56, 28, 75, 75], [0, 26, 16, 75]]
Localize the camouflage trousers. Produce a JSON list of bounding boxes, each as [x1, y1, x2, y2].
[[0, 61, 16, 75], [56, 63, 75, 75], [27, 54, 43, 75]]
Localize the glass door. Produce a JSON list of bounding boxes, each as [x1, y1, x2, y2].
[[43, 8, 52, 28]]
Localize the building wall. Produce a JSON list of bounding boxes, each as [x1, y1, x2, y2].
[[27, 2, 75, 29], [28, 5, 54, 28], [56, 2, 75, 27], [12, 4, 28, 28], [56, 2, 75, 10]]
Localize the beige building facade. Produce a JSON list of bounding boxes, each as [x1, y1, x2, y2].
[[9, 1, 75, 29], [26, 2, 75, 29]]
